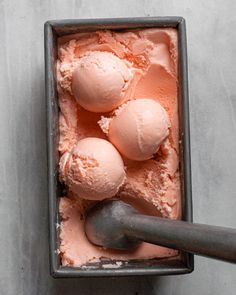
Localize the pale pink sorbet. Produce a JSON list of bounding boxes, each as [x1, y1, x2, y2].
[[72, 51, 132, 112], [101, 98, 170, 161], [57, 28, 181, 267], [61, 137, 126, 200]]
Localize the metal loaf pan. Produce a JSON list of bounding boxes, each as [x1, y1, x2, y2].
[[44, 17, 193, 278]]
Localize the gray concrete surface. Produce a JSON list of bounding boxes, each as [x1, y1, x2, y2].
[[0, 0, 236, 294]]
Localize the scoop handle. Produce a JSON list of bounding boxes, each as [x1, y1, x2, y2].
[[122, 214, 236, 263]]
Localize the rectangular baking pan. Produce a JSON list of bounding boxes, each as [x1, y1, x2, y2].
[[44, 17, 193, 278]]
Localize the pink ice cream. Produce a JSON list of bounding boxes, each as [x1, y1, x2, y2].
[[72, 51, 132, 112], [57, 28, 180, 267], [99, 98, 170, 161], [60, 137, 126, 200]]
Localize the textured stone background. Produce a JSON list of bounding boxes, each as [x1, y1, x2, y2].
[[0, 0, 236, 294]]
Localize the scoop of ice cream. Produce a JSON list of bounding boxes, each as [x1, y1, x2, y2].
[[104, 99, 170, 161], [61, 137, 126, 200], [72, 51, 131, 113]]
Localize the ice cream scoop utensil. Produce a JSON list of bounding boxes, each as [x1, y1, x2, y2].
[[85, 199, 236, 263]]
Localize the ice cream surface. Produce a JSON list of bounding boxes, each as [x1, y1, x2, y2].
[[100, 98, 170, 161], [57, 28, 181, 266], [60, 138, 126, 200]]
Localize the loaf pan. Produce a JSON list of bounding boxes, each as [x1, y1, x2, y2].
[[44, 17, 193, 278]]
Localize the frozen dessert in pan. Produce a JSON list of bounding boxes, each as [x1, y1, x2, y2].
[[72, 51, 132, 112], [57, 27, 180, 266], [99, 98, 170, 161], [60, 137, 126, 200]]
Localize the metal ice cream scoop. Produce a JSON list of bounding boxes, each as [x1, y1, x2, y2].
[[85, 199, 236, 263]]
